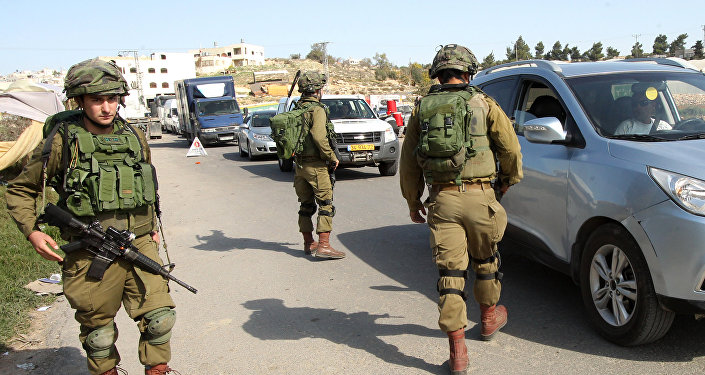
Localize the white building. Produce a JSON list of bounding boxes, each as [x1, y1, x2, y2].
[[102, 52, 196, 119], [190, 42, 265, 75]]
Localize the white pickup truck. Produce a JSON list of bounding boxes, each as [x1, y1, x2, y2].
[[275, 94, 400, 176]]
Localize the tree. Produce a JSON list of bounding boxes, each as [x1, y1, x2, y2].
[[606, 47, 620, 59], [546, 41, 563, 60], [653, 34, 668, 55], [534, 41, 545, 59], [631, 41, 644, 58], [693, 40, 704, 59], [409, 62, 429, 87], [568, 46, 581, 61], [373, 53, 392, 69], [583, 42, 604, 61], [306, 43, 326, 63], [560, 44, 571, 61], [289, 53, 301, 60], [668, 33, 688, 57], [506, 36, 532, 61], [481, 52, 497, 69]]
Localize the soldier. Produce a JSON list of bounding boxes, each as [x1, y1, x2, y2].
[[293, 71, 345, 259], [399, 44, 523, 375], [6, 58, 178, 375]]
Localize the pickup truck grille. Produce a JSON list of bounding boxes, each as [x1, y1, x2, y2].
[[336, 132, 381, 144]]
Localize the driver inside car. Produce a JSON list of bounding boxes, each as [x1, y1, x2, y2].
[[614, 84, 672, 135]]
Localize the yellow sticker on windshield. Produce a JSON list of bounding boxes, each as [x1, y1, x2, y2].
[[645, 87, 658, 100]]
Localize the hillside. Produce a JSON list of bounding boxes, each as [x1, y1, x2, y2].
[[230, 58, 419, 106]]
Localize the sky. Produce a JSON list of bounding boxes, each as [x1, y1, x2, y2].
[[1, 0, 703, 76]]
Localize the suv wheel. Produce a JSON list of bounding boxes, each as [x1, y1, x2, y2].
[[248, 141, 257, 161], [579, 223, 674, 346], [239, 140, 247, 157], [378, 159, 398, 176], [278, 157, 293, 172]]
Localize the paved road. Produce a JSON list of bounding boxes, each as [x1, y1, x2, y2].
[[15, 133, 705, 374]]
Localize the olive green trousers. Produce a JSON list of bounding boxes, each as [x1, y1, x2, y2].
[[62, 234, 176, 374], [426, 184, 507, 332], [294, 161, 334, 233]]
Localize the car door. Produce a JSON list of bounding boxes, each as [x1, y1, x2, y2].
[[481, 75, 573, 264]]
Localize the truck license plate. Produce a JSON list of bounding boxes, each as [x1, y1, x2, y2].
[[348, 144, 373, 151]]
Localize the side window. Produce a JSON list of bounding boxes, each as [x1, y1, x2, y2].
[[479, 77, 516, 115], [515, 80, 566, 134]]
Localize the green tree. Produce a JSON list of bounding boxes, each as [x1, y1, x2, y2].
[[409, 62, 429, 87], [306, 43, 326, 63], [373, 53, 392, 69], [653, 34, 668, 55], [290, 53, 301, 60], [506, 36, 532, 61], [560, 44, 571, 61], [481, 52, 497, 69], [534, 41, 545, 59], [546, 41, 562, 60], [583, 42, 604, 61], [631, 41, 644, 58], [693, 40, 704, 59], [606, 47, 620, 59], [568, 46, 581, 61], [668, 33, 688, 57]]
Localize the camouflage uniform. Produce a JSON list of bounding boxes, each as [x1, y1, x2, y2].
[[5, 58, 176, 375], [400, 45, 522, 374]]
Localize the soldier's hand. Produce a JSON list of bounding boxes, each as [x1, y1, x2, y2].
[[332, 160, 339, 171], [410, 207, 427, 224], [151, 231, 160, 243], [28, 231, 63, 262]]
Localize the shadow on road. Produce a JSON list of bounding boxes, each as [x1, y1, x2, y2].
[[241, 298, 443, 373], [0, 346, 87, 375], [337, 224, 705, 363], [193, 230, 301, 255]]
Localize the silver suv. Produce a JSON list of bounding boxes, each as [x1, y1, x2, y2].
[[471, 59, 705, 345]]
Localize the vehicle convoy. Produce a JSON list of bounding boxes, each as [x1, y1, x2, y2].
[[153, 94, 175, 132], [238, 109, 277, 160], [275, 95, 400, 175], [174, 76, 243, 145], [470, 58, 705, 345]]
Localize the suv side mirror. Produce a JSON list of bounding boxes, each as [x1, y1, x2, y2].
[[523, 117, 567, 144]]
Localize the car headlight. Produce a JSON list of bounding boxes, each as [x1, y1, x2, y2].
[[384, 125, 396, 143], [253, 133, 272, 142], [649, 167, 705, 216]]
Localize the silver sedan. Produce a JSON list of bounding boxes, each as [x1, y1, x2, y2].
[[238, 110, 277, 160]]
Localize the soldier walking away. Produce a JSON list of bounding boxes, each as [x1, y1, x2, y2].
[[293, 71, 345, 259], [399, 44, 523, 374], [5, 58, 179, 375]]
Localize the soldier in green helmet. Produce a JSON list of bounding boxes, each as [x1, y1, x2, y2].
[[399, 44, 523, 375], [292, 70, 345, 259], [6, 58, 178, 375]]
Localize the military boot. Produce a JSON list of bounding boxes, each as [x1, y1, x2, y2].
[[447, 328, 468, 375], [302, 232, 318, 255], [100, 367, 128, 375], [145, 363, 180, 375], [480, 304, 508, 341], [314, 232, 345, 259]]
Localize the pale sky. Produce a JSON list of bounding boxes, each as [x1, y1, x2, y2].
[[1, 0, 703, 75]]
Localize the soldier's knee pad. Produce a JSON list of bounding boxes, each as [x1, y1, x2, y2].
[[318, 199, 335, 217], [142, 307, 176, 345], [298, 203, 316, 217], [85, 322, 118, 358]]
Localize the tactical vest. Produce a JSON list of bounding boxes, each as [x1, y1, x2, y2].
[[42, 114, 157, 218], [416, 86, 496, 185]]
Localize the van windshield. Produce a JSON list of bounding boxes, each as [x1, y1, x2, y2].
[[322, 99, 376, 120], [197, 99, 240, 116], [568, 71, 705, 140]]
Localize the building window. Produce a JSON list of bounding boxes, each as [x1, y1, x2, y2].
[[161, 68, 168, 73], [149, 82, 157, 88], [234, 48, 241, 55], [161, 54, 166, 60], [130, 67, 137, 73], [148, 68, 156, 73], [162, 82, 169, 88]]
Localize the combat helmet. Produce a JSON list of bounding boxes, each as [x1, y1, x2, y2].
[[64, 58, 129, 99], [428, 44, 479, 79], [298, 71, 327, 93]]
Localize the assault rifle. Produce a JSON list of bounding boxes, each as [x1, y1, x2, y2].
[[40, 203, 197, 294]]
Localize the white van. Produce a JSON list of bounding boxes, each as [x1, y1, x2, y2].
[[162, 99, 180, 134]]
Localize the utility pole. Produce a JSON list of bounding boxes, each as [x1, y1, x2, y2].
[[320, 41, 330, 93], [632, 34, 642, 57], [119, 50, 145, 116]]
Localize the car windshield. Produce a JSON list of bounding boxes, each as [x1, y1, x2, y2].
[[322, 99, 376, 120], [197, 99, 240, 116], [568, 71, 705, 141], [250, 112, 275, 127]]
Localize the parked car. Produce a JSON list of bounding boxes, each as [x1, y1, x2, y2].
[[470, 58, 705, 346], [238, 110, 277, 160], [162, 99, 180, 134]]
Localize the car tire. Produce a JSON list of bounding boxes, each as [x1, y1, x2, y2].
[[579, 223, 674, 346], [239, 138, 247, 157], [248, 141, 257, 161], [378, 159, 398, 176], [278, 157, 293, 172]]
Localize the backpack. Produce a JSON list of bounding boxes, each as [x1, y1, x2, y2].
[[270, 101, 338, 160], [415, 86, 477, 185]]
